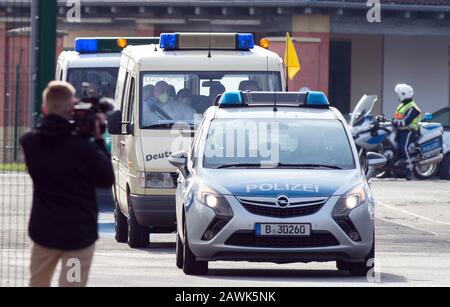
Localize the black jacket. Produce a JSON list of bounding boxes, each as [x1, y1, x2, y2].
[[20, 115, 115, 250]]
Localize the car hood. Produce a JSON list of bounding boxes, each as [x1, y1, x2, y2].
[[199, 168, 363, 198]]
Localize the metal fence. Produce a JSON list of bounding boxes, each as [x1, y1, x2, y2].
[[0, 0, 33, 287]]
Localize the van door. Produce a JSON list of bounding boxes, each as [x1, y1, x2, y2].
[[113, 68, 129, 210], [118, 73, 135, 214]]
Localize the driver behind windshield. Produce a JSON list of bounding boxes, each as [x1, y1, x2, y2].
[[142, 81, 195, 127]]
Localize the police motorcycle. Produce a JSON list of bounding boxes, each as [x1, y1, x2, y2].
[[350, 95, 444, 179]]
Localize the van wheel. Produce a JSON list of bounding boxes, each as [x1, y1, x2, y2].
[[183, 221, 208, 275], [439, 154, 450, 180], [127, 198, 150, 248], [176, 233, 184, 269], [114, 198, 128, 243]]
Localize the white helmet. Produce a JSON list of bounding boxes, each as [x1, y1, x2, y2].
[[395, 84, 414, 101]]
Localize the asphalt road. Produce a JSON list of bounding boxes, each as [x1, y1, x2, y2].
[[1, 173, 450, 287]]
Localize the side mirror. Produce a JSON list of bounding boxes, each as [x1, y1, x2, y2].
[[108, 110, 123, 135], [108, 110, 132, 135], [366, 152, 387, 179], [168, 151, 189, 178]]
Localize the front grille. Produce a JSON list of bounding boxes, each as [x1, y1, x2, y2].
[[225, 231, 340, 248], [238, 196, 327, 218]]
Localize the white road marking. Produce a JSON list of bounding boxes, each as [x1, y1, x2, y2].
[[378, 201, 450, 226], [377, 217, 439, 237]]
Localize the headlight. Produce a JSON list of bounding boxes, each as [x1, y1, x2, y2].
[[196, 185, 234, 218], [137, 172, 175, 189], [333, 184, 368, 217]]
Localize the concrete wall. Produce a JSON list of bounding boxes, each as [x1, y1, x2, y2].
[[331, 34, 384, 115], [383, 35, 450, 115], [350, 35, 383, 115]]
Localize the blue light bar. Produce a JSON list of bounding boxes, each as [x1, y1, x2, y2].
[[306, 91, 330, 106], [218, 92, 244, 106], [159, 34, 178, 50], [218, 91, 330, 109], [236, 33, 255, 50], [75, 38, 98, 53], [159, 33, 255, 51]]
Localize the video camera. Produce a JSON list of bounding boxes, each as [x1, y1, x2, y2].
[[72, 82, 114, 138]]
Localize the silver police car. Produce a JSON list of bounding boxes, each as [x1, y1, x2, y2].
[[169, 91, 386, 276]]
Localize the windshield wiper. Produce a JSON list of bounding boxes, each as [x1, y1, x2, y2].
[[275, 163, 344, 170], [216, 163, 262, 169], [141, 122, 197, 129], [141, 123, 177, 129]]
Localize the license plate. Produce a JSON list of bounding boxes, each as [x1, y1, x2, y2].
[[256, 223, 311, 237]]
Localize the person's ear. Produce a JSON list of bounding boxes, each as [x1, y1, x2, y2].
[[42, 103, 48, 115]]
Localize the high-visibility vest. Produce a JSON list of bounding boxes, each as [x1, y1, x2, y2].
[[395, 100, 421, 131]]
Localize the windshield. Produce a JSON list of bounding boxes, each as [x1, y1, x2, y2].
[[203, 119, 356, 169], [350, 95, 377, 127], [67, 67, 119, 99], [140, 71, 282, 129]]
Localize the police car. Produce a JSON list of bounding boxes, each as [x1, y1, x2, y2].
[[431, 107, 450, 179], [107, 33, 285, 248], [169, 91, 387, 276]]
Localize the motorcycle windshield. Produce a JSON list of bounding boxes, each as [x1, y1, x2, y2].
[[350, 95, 378, 127]]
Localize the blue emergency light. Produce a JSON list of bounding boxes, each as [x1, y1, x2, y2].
[[218, 91, 330, 109], [75, 38, 98, 53], [159, 33, 255, 51], [218, 92, 244, 106], [306, 91, 330, 106]]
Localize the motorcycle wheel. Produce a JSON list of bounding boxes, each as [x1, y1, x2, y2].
[[414, 163, 439, 180]]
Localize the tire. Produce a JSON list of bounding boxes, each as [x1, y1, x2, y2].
[[438, 154, 450, 180], [182, 220, 208, 275], [338, 240, 375, 277], [176, 233, 184, 269], [114, 197, 128, 243], [336, 261, 349, 271], [414, 162, 439, 180], [127, 196, 150, 248], [349, 243, 375, 277]]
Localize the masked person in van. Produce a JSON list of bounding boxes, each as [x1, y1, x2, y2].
[[142, 81, 195, 127]]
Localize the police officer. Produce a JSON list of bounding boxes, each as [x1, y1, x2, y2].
[[392, 84, 422, 180]]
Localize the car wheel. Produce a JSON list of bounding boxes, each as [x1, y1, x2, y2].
[[176, 233, 184, 269], [114, 198, 128, 243], [438, 154, 450, 180], [127, 196, 150, 248], [348, 242, 375, 277], [182, 221, 208, 276], [336, 261, 349, 271]]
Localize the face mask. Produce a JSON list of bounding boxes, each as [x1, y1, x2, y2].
[[158, 93, 169, 104]]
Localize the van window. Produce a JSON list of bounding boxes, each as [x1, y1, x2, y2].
[[140, 71, 281, 129], [126, 77, 136, 123], [67, 67, 119, 99]]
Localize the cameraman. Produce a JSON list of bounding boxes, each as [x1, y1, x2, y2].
[[20, 81, 115, 287]]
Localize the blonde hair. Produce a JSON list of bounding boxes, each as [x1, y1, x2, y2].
[[42, 81, 76, 117]]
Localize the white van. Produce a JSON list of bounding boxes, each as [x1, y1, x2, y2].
[[108, 33, 285, 248], [56, 37, 159, 152]]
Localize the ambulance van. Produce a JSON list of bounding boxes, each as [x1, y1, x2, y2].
[[108, 33, 285, 247]]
